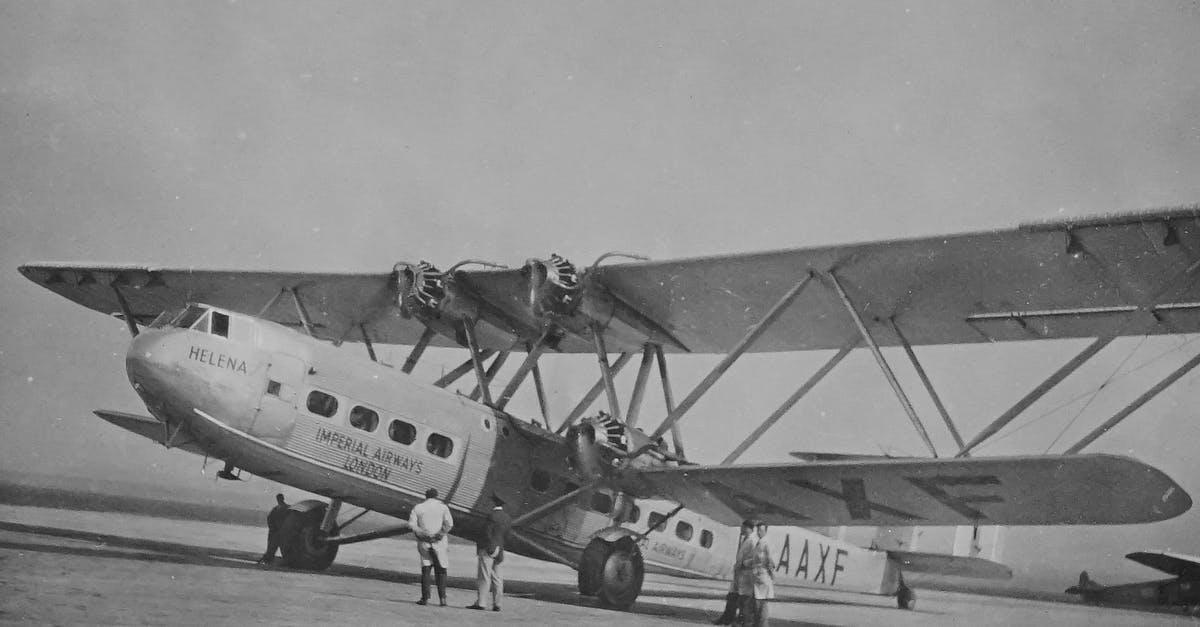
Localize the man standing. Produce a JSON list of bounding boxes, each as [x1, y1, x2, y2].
[[409, 488, 454, 606], [256, 493, 288, 565], [745, 521, 776, 627], [712, 520, 755, 624], [468, 495, 512, 612]]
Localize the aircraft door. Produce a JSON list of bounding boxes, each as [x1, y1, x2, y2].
[[249, 352, 306, 443]]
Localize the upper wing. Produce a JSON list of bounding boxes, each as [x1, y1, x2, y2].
[[1125, 551, 1200, 577], [21, 205, 1200, 353], [16, 264, 460, 348], [617, 454, 1190, 527]]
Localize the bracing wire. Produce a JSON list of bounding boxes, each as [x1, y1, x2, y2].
[[975, 334, 1200, 452], [1043, 335, 1147, 453]]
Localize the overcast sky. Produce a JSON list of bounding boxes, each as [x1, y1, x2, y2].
[[4, 1, 1200, 593]]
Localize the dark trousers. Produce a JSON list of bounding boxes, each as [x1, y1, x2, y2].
[[258, 530, 280, 564], [738, 596, 769, 627], [420, 553, 447, 601]]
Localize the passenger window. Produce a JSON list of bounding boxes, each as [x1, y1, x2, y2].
[[306, 390, 338, 417], [700, 529, 714, 548], [626, 505, 641, 524], [388, 420, 416, 445], [676, 521, 694, 542], [531, 469, 551, 492], [349, 406, 379, 432], [211, 312, 230, 337], [591, 492, 613, 514], [266, 380, 281, 396], [426, 433, 454, 458], [647, 512, 666, 532]]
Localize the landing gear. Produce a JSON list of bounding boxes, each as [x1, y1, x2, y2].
[[577, 536, 644, 609], [278, 503, 339, 570], [897, 582, 916, 610]]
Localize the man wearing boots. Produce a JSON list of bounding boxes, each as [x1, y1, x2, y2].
[[409, 488, 454, 606], [712, 519, 756, 625]]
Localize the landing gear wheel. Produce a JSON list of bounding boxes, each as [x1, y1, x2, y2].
[[897, 583, 916, 610], [578, 538, 611, 596], [596, 537, 644, 610], [278, 508, 338, 571], [578, 537, 645, 608]]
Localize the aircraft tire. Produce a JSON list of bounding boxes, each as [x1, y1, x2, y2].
[[578, 538, 612, 596], [278, 508, 338, 571], [897, 583, 916, 610], [596, 536, 644, 610]]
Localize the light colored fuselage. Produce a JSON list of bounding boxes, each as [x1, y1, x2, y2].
[[125, 305, 897, 596]]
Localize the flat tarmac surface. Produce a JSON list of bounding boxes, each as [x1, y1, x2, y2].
[[1, 505, 1196, 626]]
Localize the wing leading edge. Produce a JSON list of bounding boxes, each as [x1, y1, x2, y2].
[[618, 454, 1190, 527], [20, 205, 1200, 354], [1125, 551, 1200, 578]]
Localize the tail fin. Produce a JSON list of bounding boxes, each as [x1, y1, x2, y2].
[[1066, 570, 1101, 594]]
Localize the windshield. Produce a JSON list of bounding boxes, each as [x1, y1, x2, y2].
[[148, 308, 182, 329], [171, 305, 208, 329]]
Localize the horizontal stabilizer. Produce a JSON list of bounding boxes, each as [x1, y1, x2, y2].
[[620, 453, 1191, 527], [1125, 551, 1200, 577], [93, 410, 208, 456], [887, 550, 1012, 580], [789, 452, 907, 462]]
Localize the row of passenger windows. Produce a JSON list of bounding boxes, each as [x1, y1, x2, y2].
[[304, 389, 454, 459], [526, 468, 714, 549]]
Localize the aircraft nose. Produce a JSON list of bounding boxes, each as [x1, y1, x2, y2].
[[126, 329, 176, 401]]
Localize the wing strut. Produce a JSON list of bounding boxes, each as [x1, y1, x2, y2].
[[462, 323, 493, 404], [470, 352, 509, 402], [288, 287, 316, 337], [359, 325, 377, 362], [495, 332, 550, 410], [721, 342, 853, 464], [624, 346, 656, 429], [1064, 349, 1200, 453], [530, 358, 551, 425], [891, 318, 964, 449], [402, 327, 437, 374], [956, 337, 1111, 456], [643, 273, 814, 449], [110, 283, 140, 338], [654, 345, 685, 458], [434, 349, 497, 388], [825, 272, 938, 457], [556, 352, 635, 434], [590, 322, 624, 420]]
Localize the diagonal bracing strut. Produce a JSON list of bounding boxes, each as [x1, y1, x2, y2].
[[956, 337, 1112, 457], [890, 318, 964, 450], [721, 343, 854, 464], [640, 273, 814, 452], [825, 272, 938, 457]]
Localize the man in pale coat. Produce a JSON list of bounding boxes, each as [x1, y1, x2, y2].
[[744, 521, 776, 627], [409, 487, 454, 606]]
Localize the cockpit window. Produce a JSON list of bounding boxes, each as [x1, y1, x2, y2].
[[211, 311, 230, 338], [172, 305, 207, 329], [149, 309, 180, 329]]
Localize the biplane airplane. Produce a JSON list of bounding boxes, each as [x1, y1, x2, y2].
[[1067, 552, 1200, 613], [18, 205, 1200, 611]]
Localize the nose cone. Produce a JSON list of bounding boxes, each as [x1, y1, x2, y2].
[[126, 329, 176, 404]]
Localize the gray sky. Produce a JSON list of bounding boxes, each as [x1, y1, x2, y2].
[[4, 1, 1200, 593]]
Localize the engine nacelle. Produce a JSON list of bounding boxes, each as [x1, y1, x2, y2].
[[566, 413, 669, 481]]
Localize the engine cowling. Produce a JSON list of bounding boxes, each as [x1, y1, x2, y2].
[[566, 413, 669, 481]]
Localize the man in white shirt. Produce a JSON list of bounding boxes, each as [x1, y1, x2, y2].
[[409, 487, 454, 606]]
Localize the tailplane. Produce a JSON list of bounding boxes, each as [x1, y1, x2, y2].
[[1065, 570, 1102, 594]]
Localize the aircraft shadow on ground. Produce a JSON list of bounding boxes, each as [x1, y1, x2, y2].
[[0, 521, 897, 626]]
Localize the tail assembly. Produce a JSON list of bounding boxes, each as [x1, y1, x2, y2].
[[1066, 570, 1103, 594]]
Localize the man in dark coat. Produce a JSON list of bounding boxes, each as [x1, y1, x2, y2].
[[257, 494, 289, 565], [467, 495, 513, 611]]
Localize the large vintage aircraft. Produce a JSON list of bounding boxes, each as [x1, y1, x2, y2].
[[1066, 552, 1200, 613], [18, 205, 1200, 610]]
